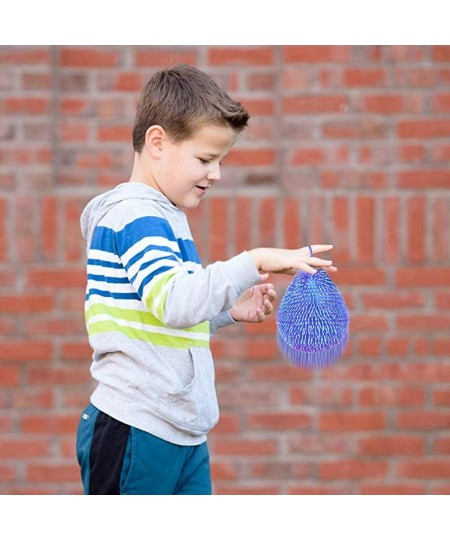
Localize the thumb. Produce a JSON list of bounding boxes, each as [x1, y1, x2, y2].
[[259, 273, 269, 281]]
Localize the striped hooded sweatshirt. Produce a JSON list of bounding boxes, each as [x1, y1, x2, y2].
[[81, 182, 261, 445]]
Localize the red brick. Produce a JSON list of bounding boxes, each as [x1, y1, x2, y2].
[[432, 144, 450, 163], [283, 198, 300, 249], [350, 314, 389, 332], [359, 484, 425, 495], [26, 268, 85, 288], [40, 197, 58, 261], [397, 120, 450, 138], [59, 122, 89, 142], [386, 338, 410, 356], [431, 93, 450, 112], [257, 198, 276, 246], [0, 342, 52, 361], [321, 171, 387, 189], [436, 291, 450, 309], [288, 484, 343, 495], [0, 199, 7, 262], [434, 390, 450, 406], [0, 464, 16, 481], [397, 460, 450, 479], [344, 68, 386, 87], [0, 295, 54, 313], [26, 464, 80, 482], [97, 125, 130, 142], [0, 366, 20, 387], [398, 170, 450, 189], [282, 95, 347, 114], [359, 386, 425, 407], [0, 47, 50, 65], [363, 94, 423, 114], [431, 198, 449, 260], [406, 196, 426, 262], [397, 315, 450, 331], [214, 438, 278, 456], [5, 97, 49, 115], [226, 148, 275, 166], [240, 97, 274, 116], [333, 268, 386, 286], [218, 385, 278, 408], [208, 47, 274, 66], [356, 196, 375, 263], [135, 49, 197, 67], [25, 316, 85, 336], [287, 433, 351, 455], [291, 148, 325, 166], [0, 438, 51, 458], [292, 386, 353, 407], [214, 484, 280, 495], [319, 412, 386, 431], [358, 337, 382, 356], [358, 436, 424, 456], [11, 388, 54, 409], [396, 268, 450, 287], [434, 339, 450, 357], [245, 339, 279, 360], [397, 411, 450, 430], [246, 72, 276, 91], [27, 367, 91, 385], [60, 342, 92, 361], [283, 46, 350, 63], [211, 461, 238, 481], [249, 365, 312, 382], [209, 198, 228, 261], [323, 120, 387, 139], [21, 414, 79, 434], [234, 197, 253, 254], [211, 413, 240, 435], [432, 46, 450, 61], [332, 197, 350, 262], [399, 144, 427, 162], [247, 412, 311, 431], [319, 460, 388, 480], [361, 291, 425, 309], [60, 47, 120, 67], [398, 68, 437, 88]]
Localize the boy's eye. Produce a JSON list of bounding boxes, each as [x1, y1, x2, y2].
[[198, 158, 210, 164]]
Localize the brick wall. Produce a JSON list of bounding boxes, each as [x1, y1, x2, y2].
[[0, 45, 449, 494]]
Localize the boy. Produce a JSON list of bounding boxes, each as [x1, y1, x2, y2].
[[76, 64, 336, 495]]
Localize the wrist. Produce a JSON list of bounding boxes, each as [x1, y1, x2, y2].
[[248, 248, 262, 271]]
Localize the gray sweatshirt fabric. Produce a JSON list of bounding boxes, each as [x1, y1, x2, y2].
[[80, 182, 261, 445]]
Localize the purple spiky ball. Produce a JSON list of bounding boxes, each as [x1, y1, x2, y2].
[[276, 269, 350, 369]]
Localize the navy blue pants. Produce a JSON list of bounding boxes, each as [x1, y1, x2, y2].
[[76, 403, 212, 495]]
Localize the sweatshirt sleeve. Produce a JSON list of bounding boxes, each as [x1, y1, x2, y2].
[[210, 310, 237, 335], [114, 211, 261, 329]]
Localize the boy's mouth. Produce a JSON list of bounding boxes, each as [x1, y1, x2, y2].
[[195, 185, 208, 195]]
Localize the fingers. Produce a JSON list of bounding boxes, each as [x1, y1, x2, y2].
[[308, 244, 334, 255]]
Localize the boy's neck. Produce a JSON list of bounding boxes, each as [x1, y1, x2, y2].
[[129, 151, 157, 190]]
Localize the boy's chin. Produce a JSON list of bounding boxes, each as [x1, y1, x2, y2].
[[178, 198, 202, 210]]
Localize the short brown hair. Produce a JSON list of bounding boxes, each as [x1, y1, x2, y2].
[[132, 64, 250, 152]]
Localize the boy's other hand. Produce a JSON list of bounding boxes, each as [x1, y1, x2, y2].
[[229, 277, 276, 323]]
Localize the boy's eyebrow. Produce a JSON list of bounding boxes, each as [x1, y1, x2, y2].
[[202, 151, 229, 159]]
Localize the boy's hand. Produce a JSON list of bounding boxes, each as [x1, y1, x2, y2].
[[249, 244, 336, 275], [229, 277, 276, 323]]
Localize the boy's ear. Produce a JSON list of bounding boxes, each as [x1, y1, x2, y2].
[[144, 125, 165, 158]]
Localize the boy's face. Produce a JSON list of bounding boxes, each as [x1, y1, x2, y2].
[[156, 123, 237, 209]]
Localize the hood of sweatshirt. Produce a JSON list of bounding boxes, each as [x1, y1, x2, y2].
[[80, 181, 180, 252]]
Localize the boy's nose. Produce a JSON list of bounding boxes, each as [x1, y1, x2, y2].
[[207, 164, 221, 182]]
